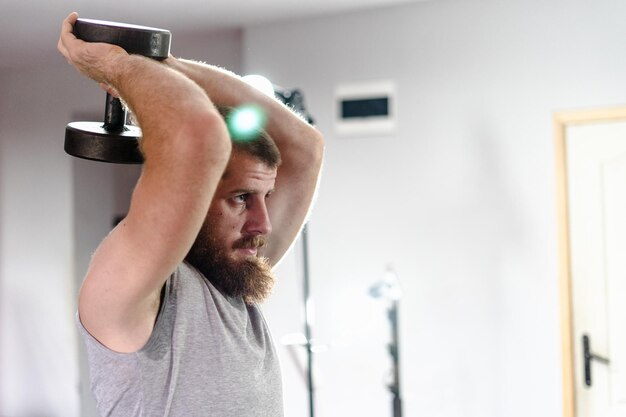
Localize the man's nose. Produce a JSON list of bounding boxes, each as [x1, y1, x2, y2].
[[245, 200, 272, 235]]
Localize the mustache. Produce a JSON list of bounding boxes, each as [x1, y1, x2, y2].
[[232, 235, 267, 250]]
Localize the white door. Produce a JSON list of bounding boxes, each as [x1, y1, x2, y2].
[[566, 120, 626, 417]]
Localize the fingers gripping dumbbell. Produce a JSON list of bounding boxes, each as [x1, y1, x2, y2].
[[64, 18, 171, 164]]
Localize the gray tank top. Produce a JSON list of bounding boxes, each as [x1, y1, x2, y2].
[[78, 262, 284, 417]]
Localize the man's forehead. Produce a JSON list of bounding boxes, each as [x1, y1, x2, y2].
[[221, 153, 277, 183]]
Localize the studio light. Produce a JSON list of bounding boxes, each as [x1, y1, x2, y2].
[[243, 74, 276, 98], [370, 266, 402, 301]]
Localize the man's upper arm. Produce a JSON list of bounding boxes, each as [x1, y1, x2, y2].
[[263, 124, 325, 266], [78, 104, 231, 353]]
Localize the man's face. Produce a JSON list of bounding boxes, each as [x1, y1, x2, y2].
[[186, 151, 278, 304]]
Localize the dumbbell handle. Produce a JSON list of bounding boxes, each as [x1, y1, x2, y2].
[[104, 93, 126, 133]]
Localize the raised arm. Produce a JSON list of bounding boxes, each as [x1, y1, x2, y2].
[[58, 13, 232, 352], [164, 58, 325, 266]]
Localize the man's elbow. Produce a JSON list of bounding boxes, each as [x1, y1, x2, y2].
[[179, 107, 232, 167]]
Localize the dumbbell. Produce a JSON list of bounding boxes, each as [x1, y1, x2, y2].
[[64, 18, 171, 164]]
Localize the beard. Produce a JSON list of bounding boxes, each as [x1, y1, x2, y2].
[[185, 222, 276, 305]]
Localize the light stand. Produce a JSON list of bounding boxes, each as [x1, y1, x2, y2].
[[389, 298, 402, 417], [301, 225, 315, 417], [370, 267, 403, 417], [272, 82, 316, 417]]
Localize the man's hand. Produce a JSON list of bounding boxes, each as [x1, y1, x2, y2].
[[57, 12, 127, 87]]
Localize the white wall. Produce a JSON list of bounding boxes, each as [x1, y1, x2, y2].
[[0, 64, 81, 416], [246, 0, 626, 416]]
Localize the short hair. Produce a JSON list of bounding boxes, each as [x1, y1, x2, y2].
[[218, 105, 282, 168]]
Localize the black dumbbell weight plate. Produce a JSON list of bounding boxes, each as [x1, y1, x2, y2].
[[65, 121, 143, 164], [74, 18, 171, 59]]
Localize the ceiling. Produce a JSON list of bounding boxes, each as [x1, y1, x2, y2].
[[1, 0, 428, 70]]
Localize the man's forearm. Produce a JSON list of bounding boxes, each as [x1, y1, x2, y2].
[[163, 57, 320, 150], [163, 58, 259, 109]]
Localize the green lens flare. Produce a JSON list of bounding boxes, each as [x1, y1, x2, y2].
[[227, 104, 267, 142]]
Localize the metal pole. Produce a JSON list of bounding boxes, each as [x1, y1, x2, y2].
[[301, 225, 315, 417], [273, 86, 315, 417], [389, 300, 402, 417]]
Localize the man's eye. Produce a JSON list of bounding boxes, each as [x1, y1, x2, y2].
[[233, 194, 248, 204]]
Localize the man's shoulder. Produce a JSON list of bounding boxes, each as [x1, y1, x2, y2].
[[169, 261, 215, 297], [174, 261, 203, 282]]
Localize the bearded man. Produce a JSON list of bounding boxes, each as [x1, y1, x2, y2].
[[58, 12, 324, 417]]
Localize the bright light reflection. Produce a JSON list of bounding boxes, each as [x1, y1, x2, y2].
[[227, 104, 267, 142]]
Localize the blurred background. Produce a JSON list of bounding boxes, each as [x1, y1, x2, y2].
[[2, 0, 626, 416]]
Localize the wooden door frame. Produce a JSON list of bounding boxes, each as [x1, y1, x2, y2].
[[554, 106, 626, 417]]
